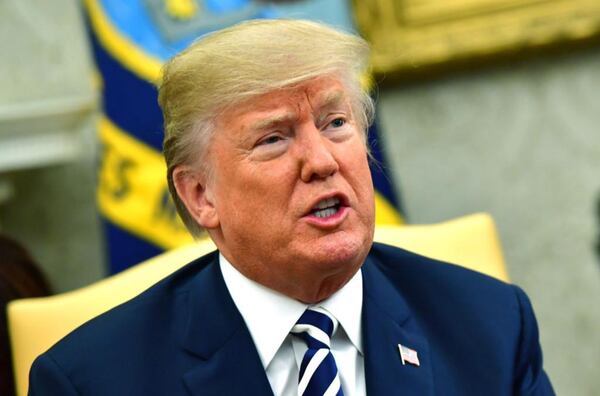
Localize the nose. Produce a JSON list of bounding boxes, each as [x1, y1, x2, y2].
[[298, 126, 339, 183]]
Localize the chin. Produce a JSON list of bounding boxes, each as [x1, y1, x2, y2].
[[307, 230, 372, 270]]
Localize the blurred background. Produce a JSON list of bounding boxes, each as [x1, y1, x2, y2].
[[1, 0, 599, 394]]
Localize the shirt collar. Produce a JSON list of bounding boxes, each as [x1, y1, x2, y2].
[[219, 253, 363, 368], [318, 267, 363, 354]]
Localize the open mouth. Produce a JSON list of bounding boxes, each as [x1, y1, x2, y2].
[[311, 197, 342, 218]]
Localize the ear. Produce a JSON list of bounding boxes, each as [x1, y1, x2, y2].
[[172, 165, 220, 229]]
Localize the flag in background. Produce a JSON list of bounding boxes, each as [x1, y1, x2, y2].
[[84, 0, 404, 274]]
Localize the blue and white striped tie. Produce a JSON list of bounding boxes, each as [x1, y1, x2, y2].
[[291, 307, 344, 396]]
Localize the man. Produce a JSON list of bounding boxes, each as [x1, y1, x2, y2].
[[29, 20, 554, 395]]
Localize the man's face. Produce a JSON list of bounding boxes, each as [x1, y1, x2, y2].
[[202, 76, 375, 301]]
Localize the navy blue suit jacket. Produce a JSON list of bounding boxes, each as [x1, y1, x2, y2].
[[29, 243, 554, 395]]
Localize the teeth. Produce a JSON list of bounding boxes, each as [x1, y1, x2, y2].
[[311, 197, 341, 218], [314, 197, 340, 210], [314, 207, 338, 218]]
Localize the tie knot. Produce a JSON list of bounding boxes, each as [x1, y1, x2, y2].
[[291, 307, 337, 350]]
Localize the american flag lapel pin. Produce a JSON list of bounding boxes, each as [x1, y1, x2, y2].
[[398, 344, 420, 367]]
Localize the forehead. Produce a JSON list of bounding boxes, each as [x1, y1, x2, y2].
[[225, 76, 349, 118]]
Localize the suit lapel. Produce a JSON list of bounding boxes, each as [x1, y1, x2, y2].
[[362, 255, 435, 395], [178, 249, 435, 395], [180, 253, 273, 396]]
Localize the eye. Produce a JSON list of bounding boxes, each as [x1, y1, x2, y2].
[[330, 118, 346, 128], [258, 134, 284, 146]]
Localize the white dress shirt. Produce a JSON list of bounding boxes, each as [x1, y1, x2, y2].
[[220, 254, 366, 396]]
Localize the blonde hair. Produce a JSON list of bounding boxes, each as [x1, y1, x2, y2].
[[158, 19, 374, 237]]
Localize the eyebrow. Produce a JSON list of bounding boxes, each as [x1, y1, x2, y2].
[[248, 90, 349, 131], [314, 90, 349, 124], [318, 90, 346, 109], [250, 112, 297, 131]]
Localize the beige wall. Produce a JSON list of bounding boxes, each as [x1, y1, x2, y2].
[[378, 50, 600, 395], [0, 0, 105, 291]]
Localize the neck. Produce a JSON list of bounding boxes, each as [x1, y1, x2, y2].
[[219, 251, 364, 303], [209, 229, 370, 303]]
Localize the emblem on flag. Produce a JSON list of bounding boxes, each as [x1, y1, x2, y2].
[[398, 344, 420, 367]]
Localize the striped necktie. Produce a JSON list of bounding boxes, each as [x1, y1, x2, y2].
[[291, 307, 344, 396]]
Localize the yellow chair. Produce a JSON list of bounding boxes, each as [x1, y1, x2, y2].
[[8, 212, 508, 396]]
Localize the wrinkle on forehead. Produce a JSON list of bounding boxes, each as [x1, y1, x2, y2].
[[222, 77, 349, 132]]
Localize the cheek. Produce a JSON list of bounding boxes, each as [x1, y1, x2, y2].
[[346, 152, 375, 218], [345, 148, 373, 189], [218, 169, 291, 219]]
